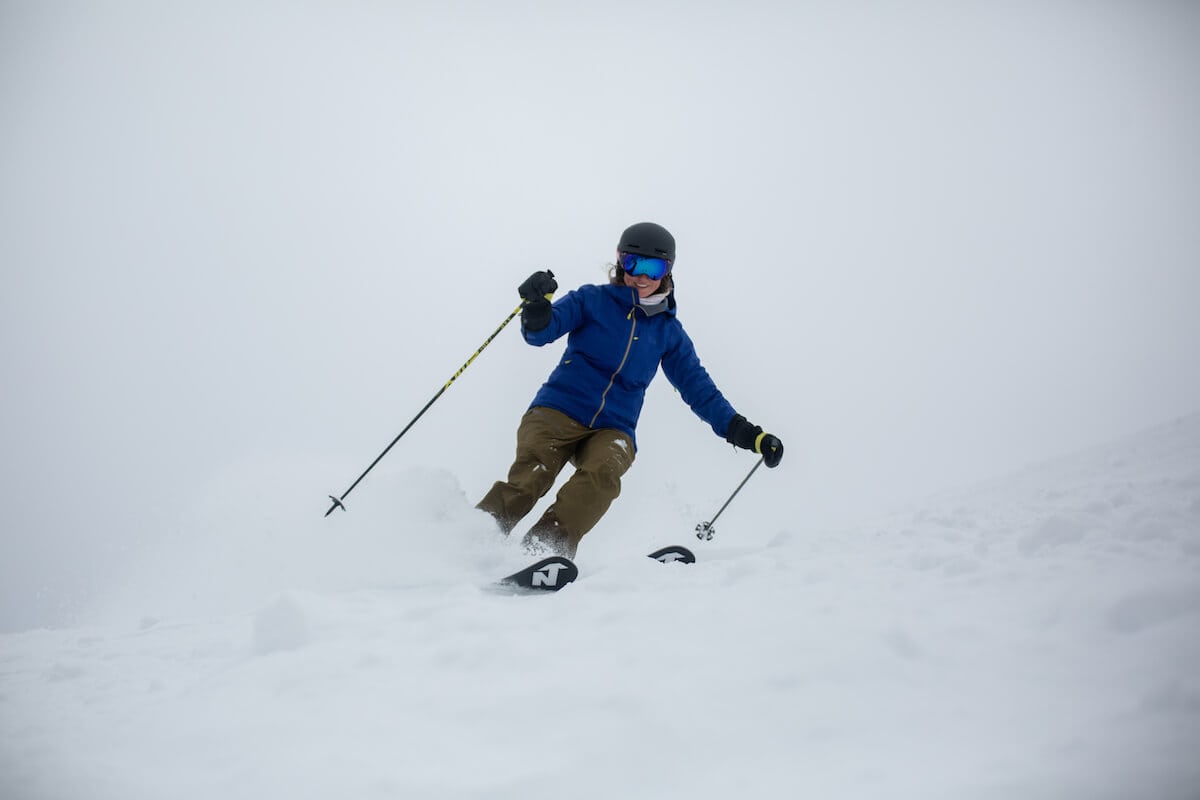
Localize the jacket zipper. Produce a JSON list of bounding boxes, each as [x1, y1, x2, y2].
[[589, 305, 638, 428]]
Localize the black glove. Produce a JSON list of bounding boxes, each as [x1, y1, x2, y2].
[[521, 297, 552, 331], [759, 433, 784, 468], [518, 270, 557, 332], [518, 270, 557, 302], [726, 414, 784, 468]]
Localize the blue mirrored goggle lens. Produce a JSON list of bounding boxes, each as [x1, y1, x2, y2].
[[620, 253, 671, 280]]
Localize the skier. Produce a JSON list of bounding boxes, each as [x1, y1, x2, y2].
[[477, 222, 783, 558]]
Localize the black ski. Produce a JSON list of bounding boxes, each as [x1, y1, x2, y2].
[[647, 545, 696, 564], [497, 555, 579, 592]]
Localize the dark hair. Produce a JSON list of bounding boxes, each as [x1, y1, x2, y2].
[[609, 263, 674, 294]]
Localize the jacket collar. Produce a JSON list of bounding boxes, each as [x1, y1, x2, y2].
[[603, 282, 677, 318]]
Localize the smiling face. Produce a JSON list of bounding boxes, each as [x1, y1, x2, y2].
[[623, 270, 663, 298], [618, 252, 671, 299]]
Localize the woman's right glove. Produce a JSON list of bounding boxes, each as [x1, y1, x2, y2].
[[726, 414, 784, 468], [518, 270, 557, 332]]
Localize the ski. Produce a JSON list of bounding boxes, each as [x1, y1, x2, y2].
[[494, 545, 697, 593], [647, 545, 696, 564], [496, 555, 579, 592]]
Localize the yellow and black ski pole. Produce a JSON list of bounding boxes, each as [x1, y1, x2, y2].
[[324, 279, 550, 517]]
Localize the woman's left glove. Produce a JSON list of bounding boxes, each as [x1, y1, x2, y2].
[[726, 414, 784, 468], [758, 434, 784, 468]]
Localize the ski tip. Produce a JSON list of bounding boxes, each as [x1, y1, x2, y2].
[[647, 545, 697, 565], [497, 555, 579, 592]]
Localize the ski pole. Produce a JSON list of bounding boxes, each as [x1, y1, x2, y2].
[[325, 280, 548, 517], [695, 456, 764, 540]]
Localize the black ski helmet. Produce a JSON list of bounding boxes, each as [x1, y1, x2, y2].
[[618, 222, 675, 263]]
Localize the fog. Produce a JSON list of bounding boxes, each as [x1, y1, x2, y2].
[[2, 0, 1198, 633]]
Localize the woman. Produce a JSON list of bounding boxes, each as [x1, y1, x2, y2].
[[477, 222, 783, 557]]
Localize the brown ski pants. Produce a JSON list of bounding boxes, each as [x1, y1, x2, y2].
[[476, 407, 635, 557]]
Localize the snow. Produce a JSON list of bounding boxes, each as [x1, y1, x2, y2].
[[2, 415, 1198, 799]]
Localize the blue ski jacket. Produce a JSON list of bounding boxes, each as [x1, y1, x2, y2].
[[523, 282, 737, 450]]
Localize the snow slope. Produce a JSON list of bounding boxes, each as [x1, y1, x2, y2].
[[2, 416, 1199, 799]]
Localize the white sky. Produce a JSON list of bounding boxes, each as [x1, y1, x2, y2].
[[2, 0, 1198, 632]]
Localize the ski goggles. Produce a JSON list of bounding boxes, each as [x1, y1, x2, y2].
[[620, 252, 672, 281]]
